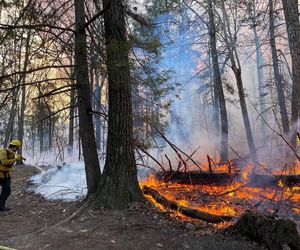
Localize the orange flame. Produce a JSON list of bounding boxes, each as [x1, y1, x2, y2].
[[140, 160, 300, 228]]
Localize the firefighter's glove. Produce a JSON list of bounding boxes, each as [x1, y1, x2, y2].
[[15, 154, 24, 161]]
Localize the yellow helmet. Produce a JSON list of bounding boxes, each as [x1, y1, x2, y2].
[[9, 139, 21, 147]]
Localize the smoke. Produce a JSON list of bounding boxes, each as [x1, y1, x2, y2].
[[28, 162, 87, 201], [28, 8, 300, 201], [146, 9, 298, 171]]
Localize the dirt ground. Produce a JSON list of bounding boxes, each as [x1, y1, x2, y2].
[[0, 165, 266, 250]]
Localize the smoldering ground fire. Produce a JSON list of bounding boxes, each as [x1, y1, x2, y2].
[[139, 152, 300, 230]]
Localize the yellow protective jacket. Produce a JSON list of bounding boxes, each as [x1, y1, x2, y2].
[[0, 148, 17, 178]]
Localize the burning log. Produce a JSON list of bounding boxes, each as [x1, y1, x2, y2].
[[156, 170, 300, 187], [250, 173, 300, 187], [157, 170, 235, 186], [223, 210, 300, 250], [143, 186, 233, 223]]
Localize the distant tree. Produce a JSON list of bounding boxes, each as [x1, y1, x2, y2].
[[247, 0, 267, 134], [207, 0, 228, 161], [17, 29, 31, 163], [220, 0, 257, 160], [269, 0, 290, 134]]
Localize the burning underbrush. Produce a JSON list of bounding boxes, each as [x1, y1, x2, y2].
[[139, 160, 300, 230]]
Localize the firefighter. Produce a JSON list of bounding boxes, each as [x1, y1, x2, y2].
[[0, 139, 24, 212]]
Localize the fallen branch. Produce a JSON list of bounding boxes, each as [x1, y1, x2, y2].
[[143, 186, 232, 223], [213, 184, 246, 197]]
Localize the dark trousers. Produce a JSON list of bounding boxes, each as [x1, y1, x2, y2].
[[0, 178, 11, 209]]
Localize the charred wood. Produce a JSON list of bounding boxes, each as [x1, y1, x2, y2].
[[157, 171, 236, 186], [156, 170, 300, 188], [207, 155, 213, 174], [223, 210, 300, 250], [249, 174, 300, 187], [143, 186, 233, 223]]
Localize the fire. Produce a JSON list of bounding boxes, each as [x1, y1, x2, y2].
[[278, 180, 284, 188], [140, 160, 300, 228]]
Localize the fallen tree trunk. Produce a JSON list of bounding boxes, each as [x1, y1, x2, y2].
[[157, 171, 300, 187], [223, 210, 300, 250], [249, 174, 300, 187], [157, 171, 236, 186], [142, 186, 233, 223]]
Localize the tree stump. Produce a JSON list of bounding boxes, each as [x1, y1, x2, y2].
[[223, 210, 300, 250]]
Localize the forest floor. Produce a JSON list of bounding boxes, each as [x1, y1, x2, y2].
[[0, 165, 266, 250]]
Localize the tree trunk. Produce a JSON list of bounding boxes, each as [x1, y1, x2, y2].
[[38, 104, 44, 153], [94, 0, 145, 209], [207, 0, 228, 161], [74, 0, 101, 195], [223, 210, 300, 250], [17, 31, 31, 163], [234, 67, 257, 160], [249, 1, 267, 135], [220, 1, 256, 161], [282, 0, 300, 146], [3, 89, 18, 147], [95, 68, 106, 151], [269, 0, 290, 134], [68, 57, 76, 153], [94, 68, 101, 151]]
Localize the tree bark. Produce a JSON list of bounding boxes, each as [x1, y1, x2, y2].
[[223, 210, 300, 250], [74, 0, 101, 195], [282, 0, 300, 146], [68, 57, 76, 152], [94, 0, 145, 209]]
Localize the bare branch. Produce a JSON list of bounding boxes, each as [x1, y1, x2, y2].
[[0, 23, 75, 32], [0, 65, 73, 80]]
